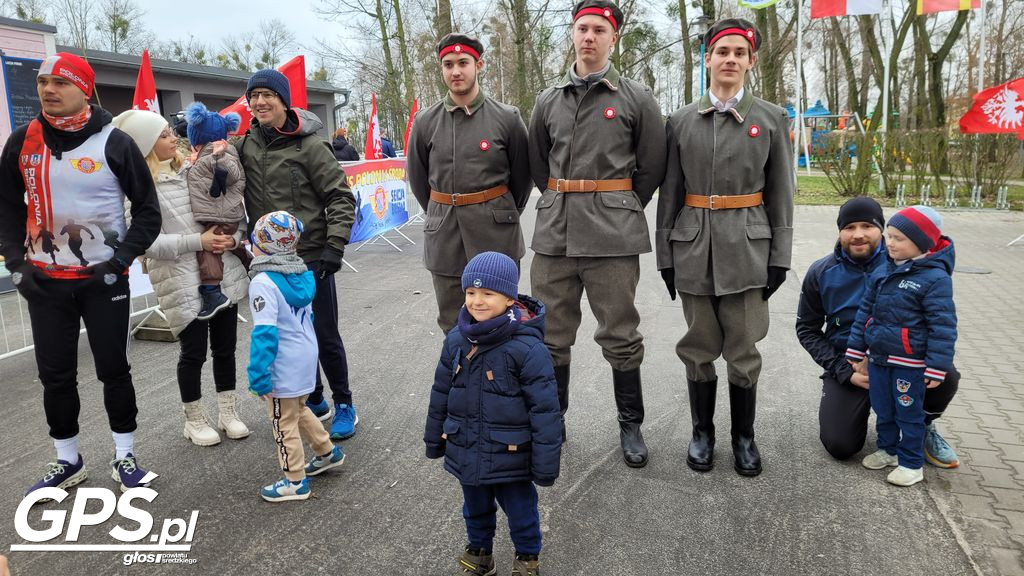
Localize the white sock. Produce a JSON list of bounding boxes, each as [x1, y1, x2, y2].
[[112, 432, 134, 459], [54, 436, 80, 464]]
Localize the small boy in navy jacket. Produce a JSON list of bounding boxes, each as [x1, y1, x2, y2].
[[846, 205, 957, 487], [425, 252, 562, 576]]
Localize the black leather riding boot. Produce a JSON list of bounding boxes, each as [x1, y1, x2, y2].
[[686, 378, 717, 472], [554, 364, 570, 441], [729, 382, 762, 477], [612, 368, 648, 468]]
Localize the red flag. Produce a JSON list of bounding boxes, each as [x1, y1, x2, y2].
[[403, 98, 418, 152], [959, 78, 1024, 140], [810, 0, 881, 19], [364, 93, 383, 160], [132, 49, 160, 114], [221, 56, 308, 135]]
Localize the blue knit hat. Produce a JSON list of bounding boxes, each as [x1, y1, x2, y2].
[[462, 252, 518, 299], [246, 69, 291, 109], [888, 205, 943, 252], [185, 102, 241, 147]]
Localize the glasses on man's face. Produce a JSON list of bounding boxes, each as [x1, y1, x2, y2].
[[249, 91, 278, 102]]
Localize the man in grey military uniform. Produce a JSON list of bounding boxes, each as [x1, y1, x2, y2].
[[407, 33, 531, 333], [528, 0, 667, 468], [657, 18, 794, 477]]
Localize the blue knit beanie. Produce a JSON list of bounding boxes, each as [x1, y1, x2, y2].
[[888, 205, 943, 252], [462, 252, 518, 300], [185, 102, 241, 147], [246, 69, 291, 109]]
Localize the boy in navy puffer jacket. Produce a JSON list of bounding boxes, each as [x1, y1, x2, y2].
[[846, 206, 957, 487], [425, 251, 562, 576]]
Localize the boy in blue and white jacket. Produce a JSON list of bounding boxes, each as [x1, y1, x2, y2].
[[247, 211, 344, 502], [425, 252, 562, 576], [846, 206, 957, 487]]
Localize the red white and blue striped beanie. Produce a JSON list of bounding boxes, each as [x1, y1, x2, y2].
[[888, 205, 943, 252]]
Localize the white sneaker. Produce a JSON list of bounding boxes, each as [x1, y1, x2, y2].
[[862, 449, 899, 470], [887, 465, 924, 486], [183, 401, 221, 446]]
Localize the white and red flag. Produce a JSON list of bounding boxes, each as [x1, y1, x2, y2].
[[221, 56, 308, 135], [403, 98, 418, 152], [132, 49, 159, 113], [364, 92, 383, 160], [810, 0, 882, 19], [959, 78, 1024, 139]]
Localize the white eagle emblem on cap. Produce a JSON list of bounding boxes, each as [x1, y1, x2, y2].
[[603, 8, 611, 16], [454, 45, 463, 52], [473, 279, 482, 288], [747, 29, 755, 38]]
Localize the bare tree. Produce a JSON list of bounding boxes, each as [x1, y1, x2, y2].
[[255, 18, 296, 69], [52, 0, 95, 49], [11, 0, 48, 22], [217, 32, 260, 71], [94, 0, 151, 54]]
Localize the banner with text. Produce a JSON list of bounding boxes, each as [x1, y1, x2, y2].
[[344, 158, 410, 245]]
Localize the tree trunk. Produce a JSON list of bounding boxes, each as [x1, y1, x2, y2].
[[677, 0, 692, 104], [373, 0, 402, 138], [392, 0, 414, 120], [830, 18, 861, 117], [435, 0, 451, 38], [510, 0, 534, 120]]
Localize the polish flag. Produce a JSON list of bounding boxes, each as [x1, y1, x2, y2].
[[916, 0, 979, 15], [132, 50, 159, 114], [221, 56, 308, 135], [959, 78, 1024, 140], [403, 98, 418, 152], [364, 93, 383, 160], [810, 0, 882, 19]]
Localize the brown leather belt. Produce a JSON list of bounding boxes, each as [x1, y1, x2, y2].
[[430, 184, 508, 206], [546, 178, 633, 193], [684, 192, 763, 210]]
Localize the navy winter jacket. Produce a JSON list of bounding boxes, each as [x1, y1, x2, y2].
[[796, 242, 886, 385], [846, 237, 957, 382], [424, 296, 562, 486]]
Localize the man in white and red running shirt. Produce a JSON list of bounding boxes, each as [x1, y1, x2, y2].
[[0, 52, 162, 496]]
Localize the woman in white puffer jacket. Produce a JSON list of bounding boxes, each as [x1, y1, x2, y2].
[[113, 110, 250, 447]]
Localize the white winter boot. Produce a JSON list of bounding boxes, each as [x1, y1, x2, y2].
[[183, 401, 221, 446], [217, 391, 251, 440]]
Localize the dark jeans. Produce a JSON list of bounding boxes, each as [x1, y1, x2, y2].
[[27, 275, 137, 439], [304, 267, 351, 406], [818, 366, 959, 460], [461, 481, 541, 555], [177, 304, 238, 403]]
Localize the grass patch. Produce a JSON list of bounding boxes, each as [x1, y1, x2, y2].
[[796, 174, 1024, 210]]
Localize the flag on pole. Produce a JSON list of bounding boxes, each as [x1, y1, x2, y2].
[[364, 93, 383, 160], [810, 0, 882, 19], [221, 56, 308, 135], [739, 0, 784, 8], [132, 49, 159, 114], [959, 78, 1024, 139], [403, 98, 418, 152], [916, 0, 979, 15]]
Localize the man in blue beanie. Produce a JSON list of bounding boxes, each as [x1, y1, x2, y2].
[[235, 68, 360, 440], [796, 197, 960, 468]]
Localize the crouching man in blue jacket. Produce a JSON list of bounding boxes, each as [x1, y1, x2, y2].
[[845, 205, 958, 487], [425, 251, 562, 576]]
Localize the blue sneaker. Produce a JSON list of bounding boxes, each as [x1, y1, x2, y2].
[[260, 477, 310, 502], [924, 422, 959, 468], [26, 456, 87, 500], [305, 397, 332, 422], [305, 445, 345, 476], [330, 403, 358, 440], [110, 453, 158, 492]]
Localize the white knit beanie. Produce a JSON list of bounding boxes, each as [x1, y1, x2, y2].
[[112, 109, 168, 157]]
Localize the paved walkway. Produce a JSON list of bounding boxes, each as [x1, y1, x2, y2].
[[0, 203, 1021, 575]]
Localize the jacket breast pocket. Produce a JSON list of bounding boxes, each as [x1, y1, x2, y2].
[[491, 209, 519, 225], [288, 167, 302, 211]]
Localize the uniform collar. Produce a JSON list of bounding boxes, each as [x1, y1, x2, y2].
[[556, 63, 621, 91], [444, 89, 487, 115], [697, 87, 753, 123]]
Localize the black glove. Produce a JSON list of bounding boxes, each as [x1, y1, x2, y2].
[[209, 165, 228, 198], [660, 268, 676, 301], [82, 257, 129, 289], [315, 246, 344, 280], [534, 478, 555, 487], [8, 259, 49, 303], [762, 266, 787, 300]]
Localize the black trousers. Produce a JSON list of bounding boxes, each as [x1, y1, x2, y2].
[[27, 275, 137, 439], [177, 304, 238, 403], [305, 267, 352, 406], [818, 366, 960, 460]]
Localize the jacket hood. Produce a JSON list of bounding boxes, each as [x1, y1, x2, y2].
[[513, 294, 547, 339], [268, 270, 316, 308], [915, 236, 955, 275]]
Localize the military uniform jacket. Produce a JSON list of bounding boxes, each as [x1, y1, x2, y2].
[[407, 91, 531, 276], [656, 90, 794, 296], [528, 66, 667, 257]]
